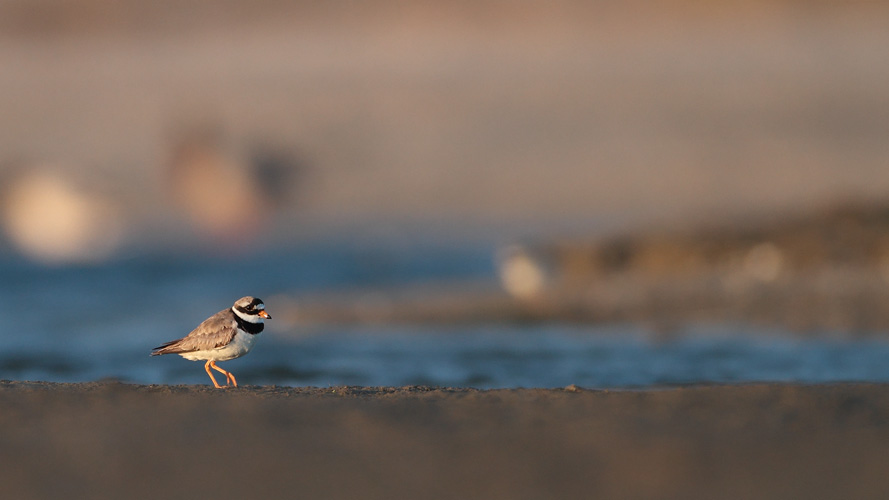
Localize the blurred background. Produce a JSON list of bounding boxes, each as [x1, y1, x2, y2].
[[2, 0, 889, 388]]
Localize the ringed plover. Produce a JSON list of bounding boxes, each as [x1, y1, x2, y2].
[[151, 296, 270, 388]]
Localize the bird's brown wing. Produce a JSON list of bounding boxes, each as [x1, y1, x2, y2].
[[150, 309, 237, 355]]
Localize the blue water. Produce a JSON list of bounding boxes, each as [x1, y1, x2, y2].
[[3, 240, 889, 388]]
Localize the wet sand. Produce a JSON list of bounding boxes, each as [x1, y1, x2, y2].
[[2, 381, 888, 499]]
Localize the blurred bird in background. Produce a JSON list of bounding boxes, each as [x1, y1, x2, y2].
[[1, 167, 124, 264], [166, 128, 300, 252]]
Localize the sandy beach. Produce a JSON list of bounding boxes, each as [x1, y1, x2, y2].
[[2, 381, 888, 499]]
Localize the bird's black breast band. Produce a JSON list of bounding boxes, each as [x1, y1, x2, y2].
[[234, 314, 265, 335]]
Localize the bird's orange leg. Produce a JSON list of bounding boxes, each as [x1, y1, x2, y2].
[[209, 361, 238, 387], [204, 360, 223, 388]]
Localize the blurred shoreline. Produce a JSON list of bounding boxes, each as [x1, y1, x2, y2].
[[2, 0, 889, 259], [276, 201, 889, 333]]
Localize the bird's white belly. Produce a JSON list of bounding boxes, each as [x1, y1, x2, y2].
[[180, 331, 260, 362]]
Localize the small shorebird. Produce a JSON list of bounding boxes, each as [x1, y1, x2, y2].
[[151, 296, 270, 388]]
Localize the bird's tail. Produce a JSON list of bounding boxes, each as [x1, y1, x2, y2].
[[150, 339, 184, 356]]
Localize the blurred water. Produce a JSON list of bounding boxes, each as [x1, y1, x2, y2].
[[3, 240, 889, 388], [240, 326, 889, 389]]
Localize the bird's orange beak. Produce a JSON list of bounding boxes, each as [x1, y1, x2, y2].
[[258, 310, 271, 319]]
